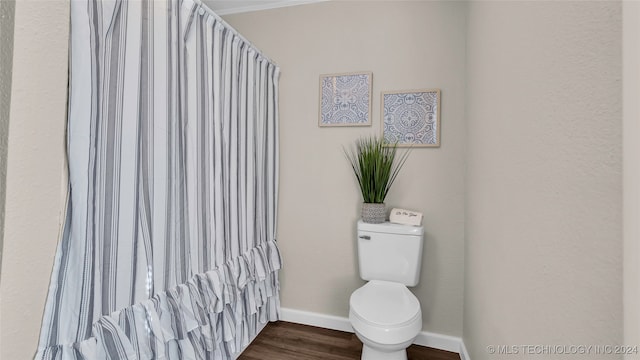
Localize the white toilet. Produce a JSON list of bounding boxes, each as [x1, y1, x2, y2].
[[349, 220, 424, 360]]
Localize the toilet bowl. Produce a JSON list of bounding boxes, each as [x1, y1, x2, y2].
[[349, 280, 422, 360]]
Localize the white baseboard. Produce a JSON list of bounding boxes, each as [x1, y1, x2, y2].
[[414, 330, 464, 354], [280, 307, 354, 333], [459, 340, 471, 360], [280, 307, 467, 356]]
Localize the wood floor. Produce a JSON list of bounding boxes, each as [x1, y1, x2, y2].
[[238, 321, 460, 360]]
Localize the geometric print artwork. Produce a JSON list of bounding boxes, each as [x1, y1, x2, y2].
[[382, 89, 441, 147], [319, 71, 372, 127]]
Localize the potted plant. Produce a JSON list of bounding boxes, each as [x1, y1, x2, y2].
[[345, 136, 410, 223]]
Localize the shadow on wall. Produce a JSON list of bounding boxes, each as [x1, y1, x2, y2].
[[0, 0, 16, 278], [413, 228, 438, 325]]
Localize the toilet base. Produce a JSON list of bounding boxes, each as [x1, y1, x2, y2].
[[361, 344, 407, 360], [353, 328, 416, 360]]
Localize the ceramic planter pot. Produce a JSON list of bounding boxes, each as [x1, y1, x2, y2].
[[361, 203, 386, 224]]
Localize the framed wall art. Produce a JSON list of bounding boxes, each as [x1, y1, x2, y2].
[[319, 71, 372, 127], [381, 89, 441, 147]]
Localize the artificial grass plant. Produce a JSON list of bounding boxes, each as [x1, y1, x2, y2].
[[344, 136, 410, 204]]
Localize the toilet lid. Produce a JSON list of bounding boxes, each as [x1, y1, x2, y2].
[[350, 281, 421, 327]]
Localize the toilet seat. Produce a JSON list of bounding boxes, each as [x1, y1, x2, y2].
[[349, 280, 422, 346], [350, 280, 421, 327]]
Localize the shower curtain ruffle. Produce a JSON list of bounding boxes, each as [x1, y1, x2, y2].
[[36, 240, 281, 360]]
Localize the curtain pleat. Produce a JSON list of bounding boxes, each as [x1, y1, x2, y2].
[[36, 0, 281, 359]]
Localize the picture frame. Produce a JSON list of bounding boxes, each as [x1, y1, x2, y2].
[[318, 71, 372, 127], [381, 89, 441, 147]]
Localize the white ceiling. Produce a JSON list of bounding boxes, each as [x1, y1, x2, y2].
[[204, 0, 328, 15]]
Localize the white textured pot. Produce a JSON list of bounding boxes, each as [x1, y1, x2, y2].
[[361, 203, 386, 224]]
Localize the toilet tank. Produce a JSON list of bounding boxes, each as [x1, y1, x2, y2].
[[357, 221, 424, 286]]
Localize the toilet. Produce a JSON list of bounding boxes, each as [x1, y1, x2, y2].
[[349, 220, 424, 360]]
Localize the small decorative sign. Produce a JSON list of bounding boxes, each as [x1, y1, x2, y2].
[[382, 89, 441, 147], [319, 71, 372, 127]]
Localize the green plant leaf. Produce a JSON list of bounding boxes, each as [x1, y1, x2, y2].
[[344, 136, 410, 203]]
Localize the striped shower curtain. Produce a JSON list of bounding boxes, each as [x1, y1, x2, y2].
[[36, 0, 281, 358]]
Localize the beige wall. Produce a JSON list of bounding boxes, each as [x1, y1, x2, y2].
[[0, 1, 626, 358], [624, 1, 640, 358], [464, 1, 622, 359], [0, 0, 69, 358], [223, 1, 467, 336]]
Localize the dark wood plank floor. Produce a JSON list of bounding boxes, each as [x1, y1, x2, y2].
[[238, 321, 460, 360]]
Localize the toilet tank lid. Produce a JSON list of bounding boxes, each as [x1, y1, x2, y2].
[[357, 221, 423, 236]]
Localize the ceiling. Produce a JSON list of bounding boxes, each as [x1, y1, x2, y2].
[[204, 0, 328, 15]]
